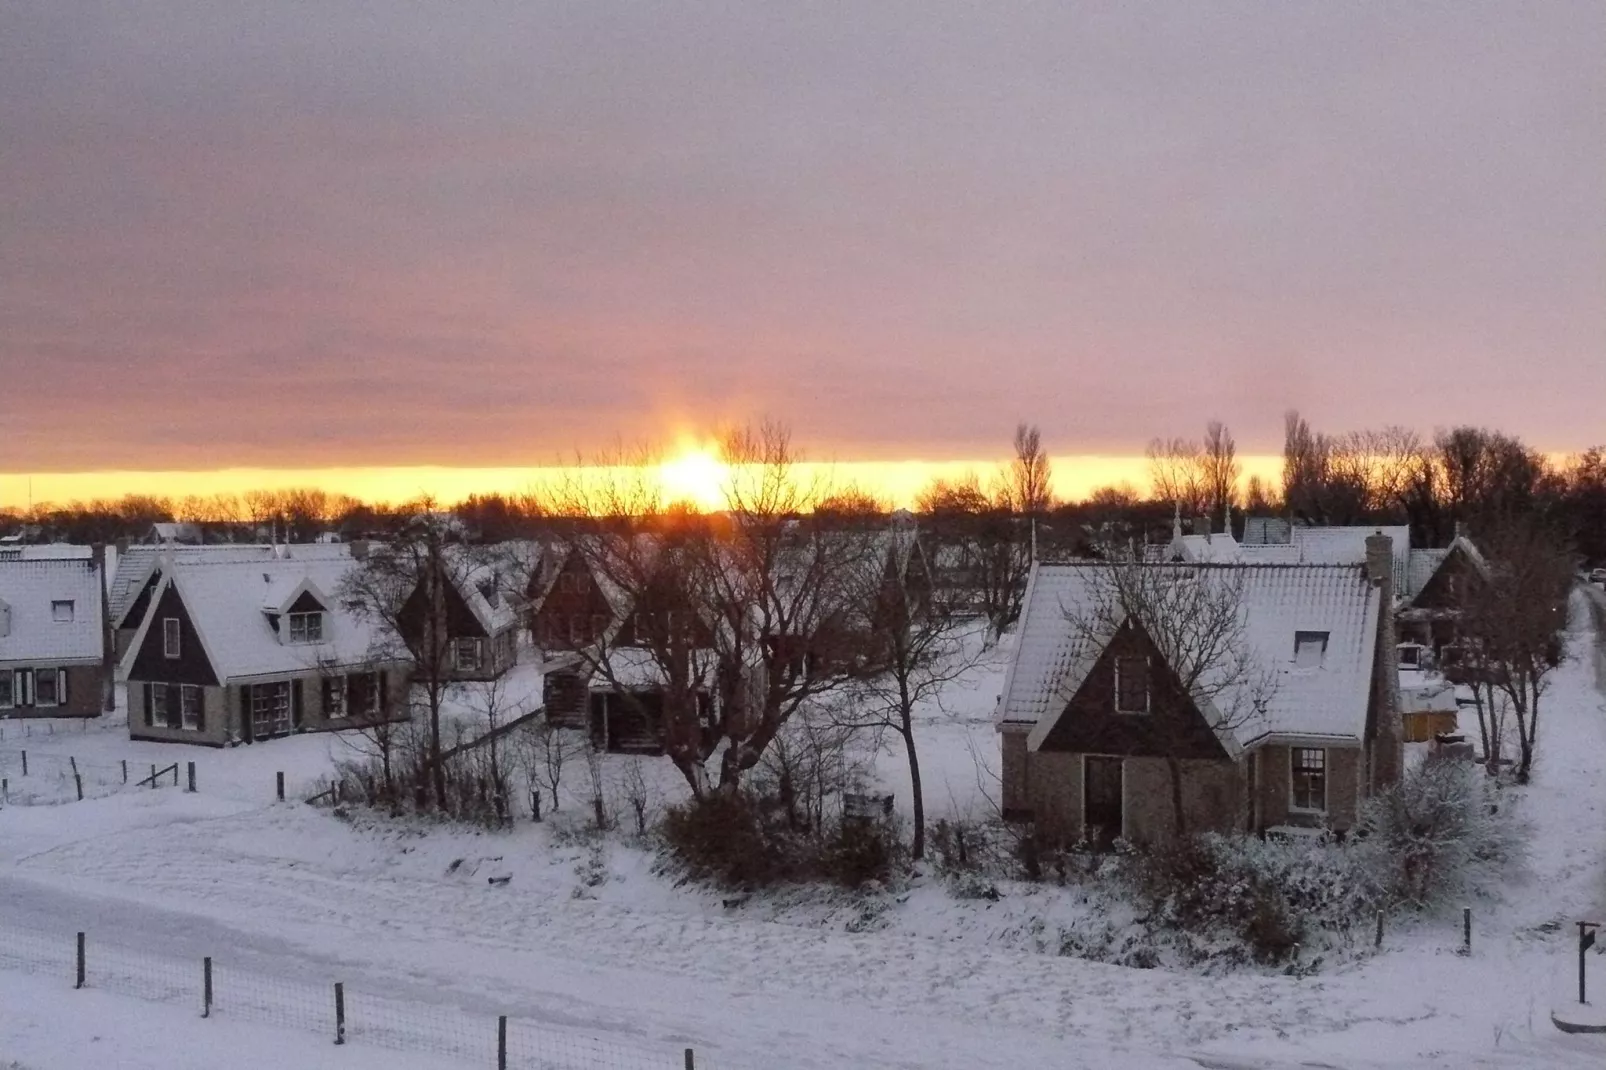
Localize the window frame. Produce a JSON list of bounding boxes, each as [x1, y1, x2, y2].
[[51, 599, 75, 623], [163, 617, 181, 659], [453, 636, 481, 672], [1290, 747, 1328, 813], [323, 675, 347, 719], [251, 680, 292, 738], [1113, 655, 1151, 715], [0, 671, 11, 708], [34, 668, 59, 707], [1293, 631, 1329, 670], [287, 611, 324, 645], [180, 683, 202, 730], [151, 683, 171, 727]]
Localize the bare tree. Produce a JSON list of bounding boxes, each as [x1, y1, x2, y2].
[[1452, 518, 1573, 782], [1201, 421, 1240, 531], [1147, 436, 1209, 517], [513, 718, 586, 821], [836, 556, 984, 858], [340, 501, 465, 810], [1006, 423, 1053, 516], [1065, 562, 1276, 836]]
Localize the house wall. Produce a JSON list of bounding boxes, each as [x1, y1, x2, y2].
[[1254, 744, 1363, 833], [128, 681, 229, 746], [1000, 728, 1031, 819], [0, 663, 104, 718], [1017, 750, 1243, 845], [129, 665, 408, 747]]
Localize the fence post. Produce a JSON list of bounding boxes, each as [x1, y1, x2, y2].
[[20, 750, 26, 776], [203, 956, 213, 1018], [186, 762, 196, 793], [121, 759, 128, 784], [685, 1047, 695, 1070], [172, 764, 179, 787], [149, 764, 156, 789], [69, 756, 78, 777], [1375, 910, 1384, 949], [498, 1015, 508, 1070], [276, 771, 285, 802], [1462, 908, 1472, 955], [2, 777, 7, 801], [334, 982, 345, 1045], [74, 773, 83, 801], [75, 932, 85, 989]]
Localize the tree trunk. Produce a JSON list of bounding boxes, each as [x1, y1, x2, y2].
[[901, 722, 926, 859]]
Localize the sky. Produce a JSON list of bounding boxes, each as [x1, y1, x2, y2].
[[1, 2, 1601, 501]]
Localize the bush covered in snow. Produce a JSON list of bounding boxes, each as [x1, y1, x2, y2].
[[659, 792, 902, 889], [1127, 833, 1381, 966], [1356, 753, 1525, 909]]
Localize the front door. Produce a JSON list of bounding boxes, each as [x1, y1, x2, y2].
[[1083, 756, 1124, 849]]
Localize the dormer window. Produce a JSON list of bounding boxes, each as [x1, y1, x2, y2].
[[1293, 631, 1329, 669], [52, 599, 75, 623], [288, 611, 324, 644]]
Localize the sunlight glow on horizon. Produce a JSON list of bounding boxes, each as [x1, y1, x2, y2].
[[0, 455, 1288, 512]]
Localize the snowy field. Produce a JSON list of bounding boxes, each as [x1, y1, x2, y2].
[[4, 600, 1606, 1068]]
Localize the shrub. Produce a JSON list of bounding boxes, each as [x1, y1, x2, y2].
[[821, 819, 900, 888], [660, 792, 813, 888], [1356, 754, 1524, 908]]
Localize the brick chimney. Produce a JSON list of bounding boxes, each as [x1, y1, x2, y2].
[[1365, 531, 1402, 789]]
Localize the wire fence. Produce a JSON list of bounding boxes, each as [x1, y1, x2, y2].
[[0, 922, 706, 1069], [0, 747, 185, 806]]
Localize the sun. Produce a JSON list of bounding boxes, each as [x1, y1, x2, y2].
[[657, 444, 728, 510]]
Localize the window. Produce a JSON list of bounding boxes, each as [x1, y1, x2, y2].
[[180, 684, 202, 730], [151, 684, 171, 728], [163, 617, 181, 658], [251, 681, 292, 738], [0, 672, 11, 707], [52, 600, 75, 623], [347, 672, 383, 716], [1291, 748, 1327, 812], [35, 669, 59, 707], [1293, 631, 1329, 670], [322, 676, 347, 719], [1114, 656, 1150, 714], [454, 637, 481, 671], [288, 611, 324, 644]]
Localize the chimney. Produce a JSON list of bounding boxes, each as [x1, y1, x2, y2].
[[1364, 531, 1403, 790]]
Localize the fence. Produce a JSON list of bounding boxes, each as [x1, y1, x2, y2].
[[0, 748, 188, 806], [0, 923, 708, 1070]]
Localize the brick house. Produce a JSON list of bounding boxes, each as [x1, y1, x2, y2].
[[996, 534, 1403, 846], [0, 549, 112, 718], [122, 549, 408, 746]]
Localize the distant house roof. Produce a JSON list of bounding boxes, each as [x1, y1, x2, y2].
[[1401, 536, 1490, 609], [0, 558, 106, 665], [1170, 523, 1413, 594], [997, 561, 1382, 750], [444, 546, 519, 636], [0, 544, 94, 561], [1242, 517, 1293, 545], [122, 549, 384, 681]]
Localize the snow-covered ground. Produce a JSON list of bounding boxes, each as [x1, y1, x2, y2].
[[4, 602, 1606, 1068]]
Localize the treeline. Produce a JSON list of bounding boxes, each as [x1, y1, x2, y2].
[[4, 412, 1603, 563]]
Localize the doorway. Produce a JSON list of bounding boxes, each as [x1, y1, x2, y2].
[[1083, 756, 1124, 849]]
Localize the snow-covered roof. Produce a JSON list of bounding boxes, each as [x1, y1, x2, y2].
[[123, 552, 385, 681], [1172, 524, 1413, 593], [998, 561, 1382, 751], [0, 558, 106, 665], [586, 645, 718, 690], [109, 544, 353, 627], [442, 546, 520, 636], [0, 544, 93, 561], [1401, 536, 1489, 608]]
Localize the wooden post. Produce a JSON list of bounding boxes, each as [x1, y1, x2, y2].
[[497, 1015, 508, 1070], [121, 759, 128, 784], [1462, 907, 1472, 954], [149, 764, 156, 788], [75, 932, 85, 989], [684, 1047, 695, 1070], [74, 773, 83, 801], [1580, 922, 1599, 1005], [276, 771, 285, 802], [2, 777, 7, 800], [186, 762, 196, 793], [69, 756, 78, 776], [172, 764, 179, 787], [333, 982, 345, 1045], [20, 750, 26, 776], [1375, 911, 1384, 949], [203, 956, 213, 1018]]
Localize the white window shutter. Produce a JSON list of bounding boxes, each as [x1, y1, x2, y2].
[[58, 669, 68, 706]]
